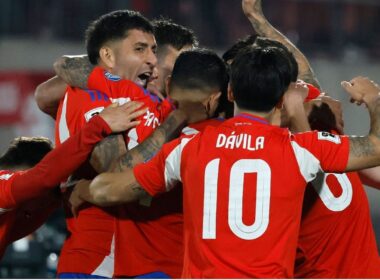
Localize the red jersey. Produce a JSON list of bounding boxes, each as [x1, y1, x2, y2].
[[55, 67, 173, 277], [114, 118, 223, 278], [0, 115, 111, 258], [133, 113, 350, 278], [295, 171, 380, 278]]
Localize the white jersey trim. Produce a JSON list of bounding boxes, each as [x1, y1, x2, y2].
[[58, 93, 70, 143], [290, 141, 322, 183], [91, 234, 115, 277], [164, 137, 192, 191]]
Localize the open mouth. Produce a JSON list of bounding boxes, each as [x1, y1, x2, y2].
[[135, 72, 152, 88]]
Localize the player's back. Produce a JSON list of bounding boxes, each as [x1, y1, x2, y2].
[[179, 114, 310, 278], [114, 118, 223, 278], [295, 171, 380, 278]]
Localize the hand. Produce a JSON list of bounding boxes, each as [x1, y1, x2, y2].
[[283, 81, 309, 113], [69, 180, 91, 218], [99, 101, 147, 132], [341, 76, 380, 106], [242, 0, 263, 18], [176, 100, 209, 124]]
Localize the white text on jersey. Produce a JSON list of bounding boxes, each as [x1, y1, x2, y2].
[[216, 133, 264, 151]]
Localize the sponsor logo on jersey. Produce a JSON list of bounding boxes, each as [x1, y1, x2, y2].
[[104, 71, 121, 82], [317, 131, 341, 144], [84, 107, 104, 122], [0, 173, 13, 180]]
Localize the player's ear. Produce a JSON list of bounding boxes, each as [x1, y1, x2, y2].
[[165, 75, 172, 97], [227, 83, 235, 102], [99, 46, 116, 69], [204, 91, 222, 118]]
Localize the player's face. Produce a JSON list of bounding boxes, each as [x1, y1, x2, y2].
[[148, 44, 192, 97], [113, 29, 157, 87]]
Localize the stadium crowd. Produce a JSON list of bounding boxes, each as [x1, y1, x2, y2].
[[0, 0, 380, 278]]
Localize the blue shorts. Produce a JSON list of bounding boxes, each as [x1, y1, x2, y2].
[[134, 271, 170, 278], [58, 273, 109, 279]]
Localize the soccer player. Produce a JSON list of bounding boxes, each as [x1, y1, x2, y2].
[[0, 101, 144, 259], [69, 48, 228, 278], [147, 18, 198, 99], [243, 0, 380, 277], [36, 11, 206, 278], [73, 46, 380, 278]]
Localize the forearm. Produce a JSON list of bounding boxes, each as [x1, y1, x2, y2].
[[11, 116, 111, 203], [245, 5, 321, 89], [358, 167, 380, 190], [54, 55, 94, 88], [34, 76, 67, 118], [347, 97, 380, 171], [88, 172, 146, 206], [114, 110, 188, 171], [287, 106, 311, 133]]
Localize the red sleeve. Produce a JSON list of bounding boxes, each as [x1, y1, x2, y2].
[[56, 86, 112, 144], [133, 137, 185, 196], [10, 115, 112, 205], [87, 66, 147, 102], [0, 171, 18, 210], [291, 130, 350, 176]]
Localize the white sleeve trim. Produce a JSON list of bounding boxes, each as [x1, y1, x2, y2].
[[164, 137, 192, 191], [290, 140, 322, 183]]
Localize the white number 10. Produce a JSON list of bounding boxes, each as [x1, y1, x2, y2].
[[202, 159, 271, 240]]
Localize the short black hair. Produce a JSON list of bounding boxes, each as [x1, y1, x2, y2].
[[152, 18, 198, 51], [223, 36, 298, 82], [171, 48, 228, 92], [0, 137, 53, 169], [85, 10, 154, 65], [171, 49, 230, 117], [222, 34, 258, 63], [254, 37, 298, 82], [230, 46, 292, 112]]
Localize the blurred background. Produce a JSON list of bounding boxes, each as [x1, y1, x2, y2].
[[0, 0, 380, 277]]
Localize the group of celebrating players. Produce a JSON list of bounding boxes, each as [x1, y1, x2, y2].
[[0, 0, 380, 278]]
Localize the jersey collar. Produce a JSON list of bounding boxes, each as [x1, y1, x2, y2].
[[234, 113, 269, 125]]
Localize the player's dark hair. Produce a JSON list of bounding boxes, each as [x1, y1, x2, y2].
[[0, 137, 53, 169], [308, 103, 339, 132], [230, 46, 292, 112], [171, 49, 230, 117], [153, 18, 198, 51], [223, 36, 298, 83], [171, 48, 228, 93], [222, 34, 258, 63], [254, 37, 298, 82], [86, 10, 154, 65]]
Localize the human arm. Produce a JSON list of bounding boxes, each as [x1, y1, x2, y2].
[[341, 77, 380, 171], [34, 76, 67, 118], [358, 167, 380, 190], [7, 102, 145, 207], [89, 101, 208, 173], [54, 55, 94, 89], [242, 0, 321, 89], [282, 81, 310, 133]]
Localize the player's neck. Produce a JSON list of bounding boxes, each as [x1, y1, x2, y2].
[[98, 61, 113, 73], [234, 106, 274, 122]]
